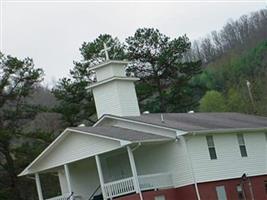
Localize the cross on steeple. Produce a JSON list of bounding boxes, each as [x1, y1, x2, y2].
[[100, 42, 111, 61]]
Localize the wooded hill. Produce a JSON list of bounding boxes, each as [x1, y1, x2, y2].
[[193, 9, 267, 115], [0, 8, 266, 200]]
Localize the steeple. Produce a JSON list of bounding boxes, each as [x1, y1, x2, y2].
[[87, 44, 140, 119]]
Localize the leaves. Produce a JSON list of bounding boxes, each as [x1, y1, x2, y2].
[[0, 53, 48, 200], [126, 28, 202, 112]]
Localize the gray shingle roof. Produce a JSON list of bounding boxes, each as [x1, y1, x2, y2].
[[69, 126, 170, 141], [123, 112, 267, 132]]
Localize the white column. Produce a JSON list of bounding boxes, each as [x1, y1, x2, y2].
[[64, 164, 72, 197], [35, 173, 44, 200], [127, 146, 143, 200], [95, 155, 107, 200]]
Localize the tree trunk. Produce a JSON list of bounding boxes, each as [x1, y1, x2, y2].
[[155, 76, 165, 112]]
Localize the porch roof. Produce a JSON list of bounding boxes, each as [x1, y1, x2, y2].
[[19, 126, 171, 176], [70, 126, 171, 142]]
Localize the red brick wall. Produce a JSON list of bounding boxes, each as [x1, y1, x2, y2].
[[115, 175, 267, 200], [198, 175, 267, 200], [115, 187, 197, 200]]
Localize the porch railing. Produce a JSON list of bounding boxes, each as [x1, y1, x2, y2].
[[138, 172, 173, 191], [46, 194, 81, 200], [103, 177, 135, 198], [103, 172, 173, 199]]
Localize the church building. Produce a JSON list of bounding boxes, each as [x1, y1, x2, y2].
[[19, 55, 267, 200]]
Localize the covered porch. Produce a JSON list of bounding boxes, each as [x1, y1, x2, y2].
[[34, 142, 174, 200]]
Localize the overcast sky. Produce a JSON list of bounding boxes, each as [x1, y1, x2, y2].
[[1, 1, 267, 85]]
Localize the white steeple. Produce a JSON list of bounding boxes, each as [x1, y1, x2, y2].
[[87, 45, 140, 118]]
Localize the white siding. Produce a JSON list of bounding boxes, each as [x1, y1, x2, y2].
[[116, 81, 140, 117], [69, 158, 101, 200], [95, 63, 125, 81], [186, 132, 267, 183], [134, 141, 194, 187], [93, 80, 140, 118], [29, 132, 121, 173], [96, 65, 113, 81]]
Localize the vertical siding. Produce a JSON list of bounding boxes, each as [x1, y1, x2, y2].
[[187, 132, 267, 183]]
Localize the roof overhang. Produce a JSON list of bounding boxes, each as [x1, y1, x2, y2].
[[188, 127, 267, 135], [87, 76, 139, 89], [89, 60, 129, 71], [94, 114, 183, 133]]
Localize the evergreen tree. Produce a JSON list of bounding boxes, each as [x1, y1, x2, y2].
[[126, 28, 202, 112], [52, 34, 126, 126], [0, 53, 45, 200]]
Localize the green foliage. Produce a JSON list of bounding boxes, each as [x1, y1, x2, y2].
[[199, 90, 227, 112], [226, 88, 248, 113], [52, 34, 126, 125], [52, 78, 95, 126], [197, 40, 267, 115], [0, 53, 55, 200], [126, 28, 202, 112], [54, 29, 202, 122]]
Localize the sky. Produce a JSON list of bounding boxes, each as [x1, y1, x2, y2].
[[1, 0, 267, 86]]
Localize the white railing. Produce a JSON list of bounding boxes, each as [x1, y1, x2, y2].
[[138, 172, 173, 191], [103, 177, 135, 198], [46, 194, 81, 200], [102, 173, 173, 198]]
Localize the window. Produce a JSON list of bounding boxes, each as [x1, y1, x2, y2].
[[216, 186, 227, 200], [206, 136, 217, 160], [264, 181, 267, 194], [236, 185, 244, 200], [237, 134, 248, 157], [154, 195, 165, 200]]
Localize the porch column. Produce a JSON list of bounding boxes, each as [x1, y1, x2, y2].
[[95, 155, 107, 200], [35, 173, 44, 200], [64, 164, 73, 197], [127, 146, 143, 200]]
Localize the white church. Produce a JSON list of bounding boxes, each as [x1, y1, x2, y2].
[[19, 53, 267, 200]]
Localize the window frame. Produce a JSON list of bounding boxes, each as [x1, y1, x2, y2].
[[264, 180, 267, 194], [237, 134, 248, 157], [216, 185, 227, 200], [206, 135, 217, 160]]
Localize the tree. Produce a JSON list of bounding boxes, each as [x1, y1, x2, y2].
[[0, 53, 45, 200], [199, 90, 227, 112], [52, 34, 126, 126], [226, 88, 248, 113], [126, 28, 202, 112]]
